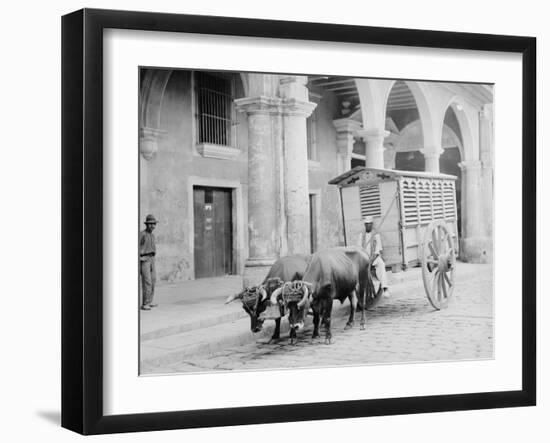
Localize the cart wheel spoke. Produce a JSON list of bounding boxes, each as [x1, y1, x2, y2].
[[439, 226, 447, 254], [431, 230, 440, 254], [428, 242, 439, 259], [431, 271, 439, 300], [441, 274, 448, 299], [442, 271, 452, 287]]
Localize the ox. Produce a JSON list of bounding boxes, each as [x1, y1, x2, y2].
[[225, 254, 310, 341], [274, 247, 369, 344]]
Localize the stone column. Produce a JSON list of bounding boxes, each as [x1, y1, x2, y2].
[[280, 77, 317, 255], [459, 160, 490, 263], [479, 104, 494, 250], [422, 148, 443, 173], [333, 118, 362, 174], [357, 128, 389, 168], [235, 96, 284, 285], [383, 143, 397, 170]]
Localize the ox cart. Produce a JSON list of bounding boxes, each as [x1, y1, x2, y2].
[[329, 167, 459, 310]]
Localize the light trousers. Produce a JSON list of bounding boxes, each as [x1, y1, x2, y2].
[[140, 256, 156, 306], [371, 256, 388, 289]]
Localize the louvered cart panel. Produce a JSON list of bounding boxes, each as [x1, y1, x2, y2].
[[329, 167, 459, 310]]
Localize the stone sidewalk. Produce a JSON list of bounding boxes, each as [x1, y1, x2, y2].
[[140, 262, 492, 373], [140, 275, 244, 341]]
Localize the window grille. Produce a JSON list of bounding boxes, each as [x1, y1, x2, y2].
[[402, 179, 420, 225], [443, 181, 457, 220], [196, 72, 234, 146], [401, 178, 456, 227], [359, 184, 382, 218]]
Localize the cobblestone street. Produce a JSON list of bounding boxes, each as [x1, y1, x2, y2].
[[148, 264, 493, 374]]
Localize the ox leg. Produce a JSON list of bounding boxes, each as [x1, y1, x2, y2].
[[312, 312, 320, 340], [360, 281, 368, 330], [345, 290, 357, 330], [269, 318, 281, 343], [289, 327, 297, 345], [324, 299, 333, 345]]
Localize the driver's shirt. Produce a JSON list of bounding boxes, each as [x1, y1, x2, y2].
[[357, 231, 382, 259]]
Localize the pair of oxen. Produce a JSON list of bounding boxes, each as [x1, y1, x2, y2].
[[225, 246, 379, 344]]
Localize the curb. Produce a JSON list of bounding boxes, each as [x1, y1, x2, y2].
[[140, 300, 356, 371], [140, 263, 484, 371], [141, 310, 247, 342]]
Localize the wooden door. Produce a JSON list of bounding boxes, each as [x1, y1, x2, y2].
[[193, 187, 233, 278]]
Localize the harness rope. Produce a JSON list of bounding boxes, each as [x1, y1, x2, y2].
[[281, 281, 308, 305]]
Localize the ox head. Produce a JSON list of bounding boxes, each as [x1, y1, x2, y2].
[[270, 281, 310, 334], [225, 278, 284, 333]]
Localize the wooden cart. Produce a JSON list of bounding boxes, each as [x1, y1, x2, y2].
[[329, 167, 459, 309]]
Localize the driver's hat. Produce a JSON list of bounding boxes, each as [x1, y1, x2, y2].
[[363, 216, 374, 224]]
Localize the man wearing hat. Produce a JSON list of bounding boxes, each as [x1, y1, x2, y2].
[[139, 214, 158, 310], [357, 216, 390, 298]]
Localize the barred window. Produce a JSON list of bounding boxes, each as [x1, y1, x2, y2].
[[196, 72, 234, 146]]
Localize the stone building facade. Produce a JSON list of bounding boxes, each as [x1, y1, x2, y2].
[[139, 68, 494, 284]]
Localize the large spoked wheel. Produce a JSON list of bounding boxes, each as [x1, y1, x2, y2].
[[421, 220, 456, 310]]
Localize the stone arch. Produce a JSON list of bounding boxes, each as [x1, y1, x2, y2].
[[439, 96, 480, 255], [382, 80, 437, 149], [439, 95, 476, 162], [139, 69, 173, 131], [140, 69, 248, 131], [354, 78, 393, 130]]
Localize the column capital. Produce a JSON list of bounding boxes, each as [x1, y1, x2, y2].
[[420, 147, 444, 159], [279, 75, 308, 87], [281, 98, 317, 117], [458, 160, 482, 171], [332, 117, 362, 134], [139, 126, 165, 160], [356, 128, 390, 142], [358, 128, 389, 168], [234, 96, 283, 115]]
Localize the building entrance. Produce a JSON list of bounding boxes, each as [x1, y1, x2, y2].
[[193, 186, 233, 278]]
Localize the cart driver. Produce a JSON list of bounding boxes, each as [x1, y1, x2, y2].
[[357, 216, 390, 298]]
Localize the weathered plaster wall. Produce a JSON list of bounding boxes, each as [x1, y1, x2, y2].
[[142, 70, 249, 282], [308, 92, 345, 249]]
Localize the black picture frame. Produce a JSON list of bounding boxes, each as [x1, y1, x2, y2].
[[61, 8, 536, 435]]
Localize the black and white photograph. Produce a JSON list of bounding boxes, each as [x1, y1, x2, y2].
[[138, 69, 495, 375], [1, 0, 544, 439]]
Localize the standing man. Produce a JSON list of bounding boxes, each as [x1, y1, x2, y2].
[[140, 214, 158, 310], [357, 216, 390, 298]]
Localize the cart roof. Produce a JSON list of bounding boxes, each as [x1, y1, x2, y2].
[[328, 166, 457, 186]]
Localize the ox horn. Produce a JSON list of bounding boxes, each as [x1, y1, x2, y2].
[[270, 287, 282, 306], [224, 293, 241, 304], [297, 285, 309, 309], [259, 287, 268, 302]]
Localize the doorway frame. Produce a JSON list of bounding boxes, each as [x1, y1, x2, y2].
[[308, 188, 321, 254], [187, 176, 244, 279]]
